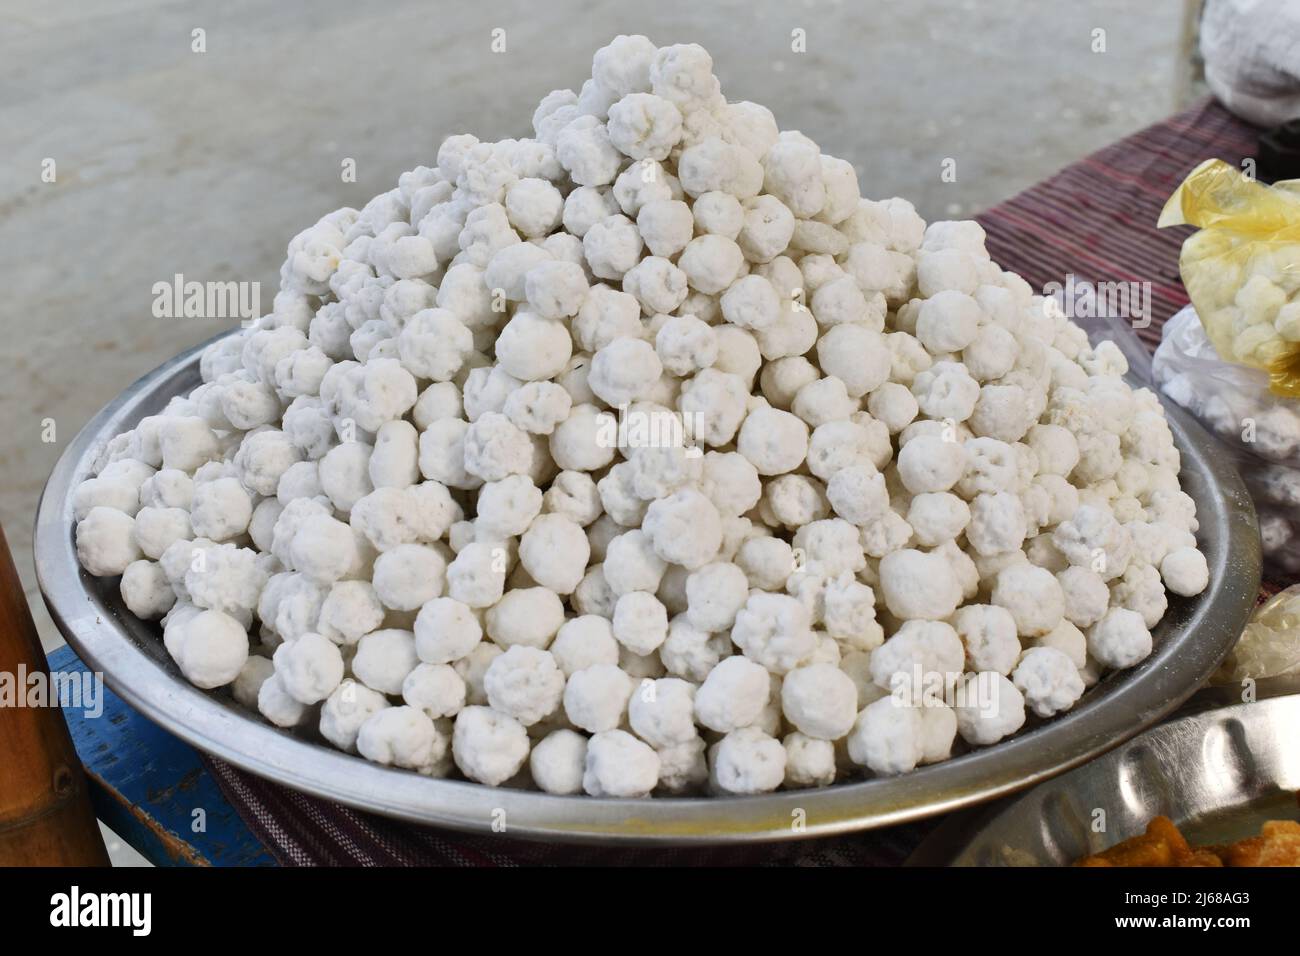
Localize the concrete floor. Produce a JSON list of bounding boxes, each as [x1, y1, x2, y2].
[[0, 0, 1195, 864]]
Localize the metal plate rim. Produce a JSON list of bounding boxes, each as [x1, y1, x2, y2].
[[34, 331, 1263, 845]]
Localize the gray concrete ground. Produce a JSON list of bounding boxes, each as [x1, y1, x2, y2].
[[0, 0, 1195, 864]]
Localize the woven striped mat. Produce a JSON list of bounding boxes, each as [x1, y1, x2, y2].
[[203, 96, 1263, 866]]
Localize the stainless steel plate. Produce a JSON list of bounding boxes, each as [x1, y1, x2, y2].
[[35, 331, 1262, 845], [907, 677, 1300, 865]]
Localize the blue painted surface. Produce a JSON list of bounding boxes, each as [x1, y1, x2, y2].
[[48, 644, 276, 867]]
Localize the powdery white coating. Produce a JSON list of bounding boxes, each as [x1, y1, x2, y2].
[[371, 543, 446, 611], [476, 474, 543, 540], [73, 473, 142, 521], [824, 464, 889, 528], [236, 430, 302, 497], [121, 560, 176, 619], [452, 706, 530, 785], [402, 662, 467, 719], [418, 421, 475, 489], [495, 310, 574, 381], [352, 628, 420, 695], [911, 361, 980, 421], [607, 92, 682, 161], [817, 325, 891, 398], [731, 591, 817, 675], [684, 562, 749, 633], [897, 434, 967, 494], [966, 491, 1028, 556], [454, 642, 504, 706], [414, 594, 482, 664], [847, 698, 924, 776], [232, 655, 274, 710], [1012, 646, 1085, 718], [916, 290, 981, 353], [1051, 504, 1133, 582], [822, 573, 883, 650], [584, 213, 644, 279], [655, 314, 717, 376], [319, 442, 376, 512], [869, 619, 965, 692], [583, 729, 661, 797], [463, 412, 535, 482], [1033, 619, 1088, 671], [530, 728, 589, 794], [1087, 607, 1153, 669], [1161, 546, 1210, 597], [660, 616, 729, 682], [918, 704, 959, 765], [612, 591, 669, 655], [783, 732, 837, 788], [656, 736, 709, 793], [564, 663, 634, 732], [76, 507, 142, 576], [357, 706, 447, 774], [951, 604, 1020, 676], [694, 655, 771, 733], [486, 587, 565, 648], [954, 672, 1027, 746], [483, 646, 566, 726], [1057, 565, 1110, 628], [641, 488, 722, 570], [257, 673, 310, 728], [319, 680, 390, 752], [780, 664, 857, 740], [501, 175, 564, 241], [878, 550, 963, 622], [991, 563, 1064, 637], [287, 512, 359, 586], [906, 492, 970, 547], [628, 677, 698, 748], [159, 417, 220, 472], [140, 468, 194, 511], [273, 632, 345, 704], [550, 404, 619, 473], [711, 727, 786, 794], [736, 406, 810, 477], [550, 616, 620, 676], [519, 513, 590, 594], [398, 309, 473, 381], [174, 609, 249, 689], [503, 381, 572, 436]]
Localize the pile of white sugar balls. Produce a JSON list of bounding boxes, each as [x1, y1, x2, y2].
[[74, 36, 1210, 797]]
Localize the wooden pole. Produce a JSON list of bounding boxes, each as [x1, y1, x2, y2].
[[0, 523, 109, 866]]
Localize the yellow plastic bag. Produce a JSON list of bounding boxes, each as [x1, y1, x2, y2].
[[1158, 159, 1300, 396]]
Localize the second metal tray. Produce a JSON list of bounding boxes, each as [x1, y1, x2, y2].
[[907, 677, 1300, 865]]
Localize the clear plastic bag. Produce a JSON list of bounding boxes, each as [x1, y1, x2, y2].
[[1212, 584, 1300, 685], [1153, 305, 1300, 575], [1201, 0, 1300, 129], [1158, 159, 1300, 396], [1153, 306, 1300, 464]]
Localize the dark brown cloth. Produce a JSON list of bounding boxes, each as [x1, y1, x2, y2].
[[204, 96, 1262, 866]]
